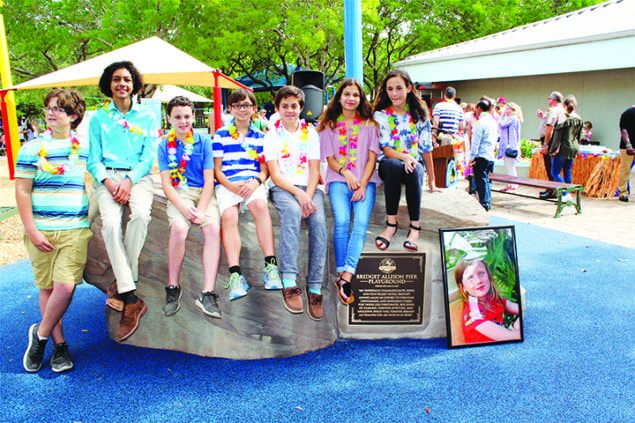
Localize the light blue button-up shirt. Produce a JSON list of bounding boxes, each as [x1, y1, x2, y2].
[[470, 112, 498, 161], [87, 100, 159, 185]]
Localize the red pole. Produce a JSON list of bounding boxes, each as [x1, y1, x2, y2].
[[1, 90, 16, 179], [213, 71, 222, 131]]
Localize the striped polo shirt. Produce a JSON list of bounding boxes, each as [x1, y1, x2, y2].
[[432, 100, 464, 134], [212, 119, 265, 184], [15, 135, 90, 231]]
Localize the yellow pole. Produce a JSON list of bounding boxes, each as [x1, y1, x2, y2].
[[0, 2, 21, 179]]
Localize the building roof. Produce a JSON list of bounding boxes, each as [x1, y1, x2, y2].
[[396, 0, 635, 81]]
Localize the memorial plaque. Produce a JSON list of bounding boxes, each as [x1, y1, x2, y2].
[[349, 252, 425, 325]]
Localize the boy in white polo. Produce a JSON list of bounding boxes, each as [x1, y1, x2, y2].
[[213, 89, 281, 301]]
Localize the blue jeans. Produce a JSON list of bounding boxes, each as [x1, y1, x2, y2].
[[329, 182, 376, 274], [551, 154, 574, 184], [473, 157, 494, 211], [269, 185, 327, 290]]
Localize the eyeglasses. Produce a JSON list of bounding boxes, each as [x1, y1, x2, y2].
[[231, 103, 253, 110], [43, 107, 67, 114]]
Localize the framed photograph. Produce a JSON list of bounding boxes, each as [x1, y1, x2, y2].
[[439, 225, 524, 349]]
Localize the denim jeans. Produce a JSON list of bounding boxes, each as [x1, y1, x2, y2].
[[269, 185, 326, 290], [378, 158, 424, 221], [551, 153, 574, 184], [472, 157, 494, 211], [329, 182, 376, 274]]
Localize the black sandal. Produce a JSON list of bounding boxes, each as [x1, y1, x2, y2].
[[403, 224, 421, 252], [333, 275, 354, 305], [375, 221, 398, 251]]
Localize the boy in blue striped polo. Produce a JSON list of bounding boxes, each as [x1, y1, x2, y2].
[[213, 89, 281, 301], [16, 89, 91, 373]]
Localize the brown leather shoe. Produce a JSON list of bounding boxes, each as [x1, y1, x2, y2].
[[305, 286, 323, 321], [106, 281, 123, 312], [117, 298, 147, 342], [281, 286, 303, 314]]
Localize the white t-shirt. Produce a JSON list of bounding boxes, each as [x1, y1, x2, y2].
[[263, 121, 320, 187]]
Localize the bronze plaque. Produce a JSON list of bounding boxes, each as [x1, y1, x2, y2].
[[348, 252, 425, 325]]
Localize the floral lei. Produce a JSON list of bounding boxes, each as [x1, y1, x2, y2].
[[227, 119, 264, 164], [386, 105, 418, 159], [336, 115, 360, 171], [275, 119, 309, 175], [167, 128, 195, 190], [37, 129, 81, 175], [103, 100, 162, 138]]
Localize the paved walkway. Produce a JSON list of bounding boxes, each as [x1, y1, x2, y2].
[[475, 180, 635, 250]]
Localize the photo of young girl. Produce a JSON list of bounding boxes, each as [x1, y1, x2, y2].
[[440, 225, 524, 348], [454, 258, 521, 344]]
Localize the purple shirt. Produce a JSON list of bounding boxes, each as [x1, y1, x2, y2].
[[320, 121, 382, 193]]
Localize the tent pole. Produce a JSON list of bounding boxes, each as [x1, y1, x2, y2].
[[213, 71, 222, 131]]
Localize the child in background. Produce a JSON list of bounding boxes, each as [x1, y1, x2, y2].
[[263, 86, 327, 320], [317, 78, 381, 305], [213, 89, 281, 301], [581, 121, 593, 144], [454, 258, 521, 343], [16, 89, 91, 372], [158, 96, 222, 318]]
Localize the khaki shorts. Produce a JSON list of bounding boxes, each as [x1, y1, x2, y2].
[[24, 227, 93, 289], [215, 183, 268, 216], [166, 187, 221, 228]]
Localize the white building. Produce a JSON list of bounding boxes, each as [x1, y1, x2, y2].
[[396, 0, 635, 149]]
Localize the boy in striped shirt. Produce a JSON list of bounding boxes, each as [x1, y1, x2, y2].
[[16, 89, 91, 373], [213, 89, 281, 301]]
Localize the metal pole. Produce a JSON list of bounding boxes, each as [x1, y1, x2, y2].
[[343, 0, 363, 82]]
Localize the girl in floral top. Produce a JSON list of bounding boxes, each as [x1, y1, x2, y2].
[[373, 70, 440, 252], [318, 78, 382, 305]]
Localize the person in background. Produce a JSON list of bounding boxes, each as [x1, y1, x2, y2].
[[469, 98, 498, 211], [496, 102, 523, 192], [617, 106, 635, 202], [581, 121, 593, 144], [549, 95, 583, 203]]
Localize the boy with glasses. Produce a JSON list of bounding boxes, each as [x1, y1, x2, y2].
[[17, 89, 91, 372], [213, 89, 282, 301]]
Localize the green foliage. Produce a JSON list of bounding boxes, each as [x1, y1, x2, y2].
[[520, 138, 541, 159]]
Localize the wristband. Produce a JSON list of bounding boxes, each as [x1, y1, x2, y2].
[[253, 176, 263, 185], [338, 165, 345, 175]]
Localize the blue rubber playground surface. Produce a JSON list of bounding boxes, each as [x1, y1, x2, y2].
[[1, 216, 633, 422]]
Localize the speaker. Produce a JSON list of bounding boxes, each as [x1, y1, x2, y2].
[[292, 70, 324, 123]]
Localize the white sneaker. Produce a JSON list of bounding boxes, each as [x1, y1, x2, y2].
[[561, 193, 572, 203]]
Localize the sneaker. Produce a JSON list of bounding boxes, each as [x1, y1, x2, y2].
[[50, 342, 73, 373], [619, 195, 629, 202], [561, 193, 572, 203], [106, 281, 123, 312], [162, 285, 182, 316], [195, 291, 222, 318], [305, 286, 323, 321], [282, 286, 304, 314], [263, 263, 283, 290], [225, 273, 248, 301], [117, 297, 147, 342], [23, 324, 47, 372]]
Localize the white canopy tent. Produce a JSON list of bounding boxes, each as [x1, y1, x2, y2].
[[151, 85, 213, 103], [1, 36, 248, 177]]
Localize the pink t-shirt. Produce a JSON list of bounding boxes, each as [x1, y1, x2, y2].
[[320, 120, 382, 193]]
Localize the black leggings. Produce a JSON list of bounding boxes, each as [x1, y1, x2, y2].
[[378, 158, 424, 221]]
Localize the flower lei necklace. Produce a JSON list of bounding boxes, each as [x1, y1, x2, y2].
[[167, 128, 195, 190], [275, 119, 309, 175], [336, 115, 360, 170], [37, 129, 81, 175], [228, 120, 264, 164], [103, 100, 158, 138], [386, 105, 418, 159]]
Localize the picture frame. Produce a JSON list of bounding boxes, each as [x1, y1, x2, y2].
[[439, 225, 524, 349]]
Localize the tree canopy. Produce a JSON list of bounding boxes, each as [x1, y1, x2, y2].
[[2, 0, 604, 115]]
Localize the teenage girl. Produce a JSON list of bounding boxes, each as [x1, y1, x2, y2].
[[372, 69, 440, 253], [318, 78, 381, 305]]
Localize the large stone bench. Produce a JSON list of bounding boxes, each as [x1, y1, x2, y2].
[[83, 177, 488, 358]]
